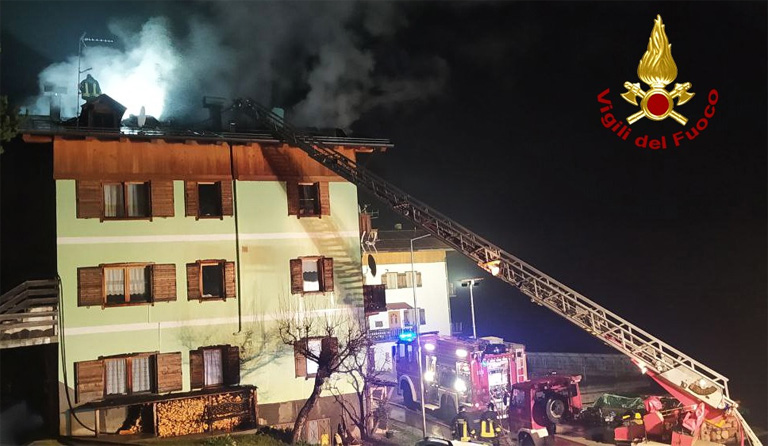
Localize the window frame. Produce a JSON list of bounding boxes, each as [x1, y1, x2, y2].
[[297, 183, 320, 218], [291, 256, 334, 295], [197, 181, 223, 219], [101, 352, 156, 398], [102, 262, 153, 307], [102, 181, 151, 221], [200, 346, 225, 388], [199, 261, 226, 299]]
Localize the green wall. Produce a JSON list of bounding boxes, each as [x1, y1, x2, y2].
[[56, 179, 364, 419]]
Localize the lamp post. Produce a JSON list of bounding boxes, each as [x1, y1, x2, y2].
[[410, 233, 430, 438], [460, 278, 484, 339]]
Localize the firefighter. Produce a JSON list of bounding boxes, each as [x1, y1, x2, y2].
[[479, 403, 502, 446], [79, 74, 102, 101], [452, 406, 475, 441]]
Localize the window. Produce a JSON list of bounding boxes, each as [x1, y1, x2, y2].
[[198, 182, 223, 217], [76, 180, 175, 220], [78, 263, 177, 307], [298, 183, 320, 217], [186, 260, 236, 300], [383, 271, 422, 289], [293, 337, 338, 378], [184, 180, 233, 220], [75, 352, 183, 404], [103, 182, 150, 218], [189, 345, 240, 389], [290, 257, 334, 294], [104, 265, 151, 304], [287, 181, 330, 218]]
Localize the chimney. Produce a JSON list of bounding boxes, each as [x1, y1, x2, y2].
[[203, 96, 226, 132], [43, 83, 66, 122]]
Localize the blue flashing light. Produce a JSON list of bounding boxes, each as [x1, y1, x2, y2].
[[399, 331, 416, 342]]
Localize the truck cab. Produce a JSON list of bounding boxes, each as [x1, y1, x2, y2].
[[507, 375, 582, 446]]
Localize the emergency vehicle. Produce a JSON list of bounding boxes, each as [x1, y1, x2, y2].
[[395, 333, 527, 419]]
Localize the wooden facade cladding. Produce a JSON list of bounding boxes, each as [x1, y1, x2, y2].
[[53, 137, 357, 182]]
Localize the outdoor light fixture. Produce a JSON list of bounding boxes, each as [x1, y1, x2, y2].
[[424, 343, 435, 351], [454, 378, 467, 393], [456, 348, 468, 358], [424, 371, 435, 382]]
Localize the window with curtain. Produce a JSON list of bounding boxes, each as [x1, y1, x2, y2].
[[105, 358, 127, 395], [128, 266, 150, 302], [302, 259, 321, 292], [306, 339, 322, 376], [204, 349, 223, 386], [105, 268, 126, 304], [102, 182, 150, 218], [131, 356, 152, 393]]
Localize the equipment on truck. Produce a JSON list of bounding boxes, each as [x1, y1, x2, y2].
[[507, 374, 583, 446], [395, 333, 527, 420], [236, 99, 762, 446]]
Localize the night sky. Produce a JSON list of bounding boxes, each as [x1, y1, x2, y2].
[[2, 0, 766, 433]]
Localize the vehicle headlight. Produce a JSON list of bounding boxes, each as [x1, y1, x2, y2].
[[454, 378, 467, 393], [424, 371, 435, 382]]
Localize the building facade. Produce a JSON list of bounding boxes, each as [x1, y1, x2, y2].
[[23, 108, 390, 439]]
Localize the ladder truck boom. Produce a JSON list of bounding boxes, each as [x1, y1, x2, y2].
[[234, 99, 761, 446]]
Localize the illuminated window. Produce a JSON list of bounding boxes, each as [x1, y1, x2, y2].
[[104, 265, 151, 305]]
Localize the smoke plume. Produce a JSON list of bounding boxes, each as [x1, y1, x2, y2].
[[26, 2, 448, 128]]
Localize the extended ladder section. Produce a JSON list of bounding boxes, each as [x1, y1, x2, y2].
[[235, 100, 761, 446]]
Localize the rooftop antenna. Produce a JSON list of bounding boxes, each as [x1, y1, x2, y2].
[[76, 32, 114, 127]]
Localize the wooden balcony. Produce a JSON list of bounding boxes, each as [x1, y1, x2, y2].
[[0, 279, 59, 349]]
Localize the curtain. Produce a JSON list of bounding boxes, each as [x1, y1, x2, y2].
[[128, 267, 147, 297], [103, 184, 122, 217], [306, 339, 322, 375], [204, 349, 223, 386], [105, 268, 125, 298], [132, 356, 151, 393], [106, 359, 127, 395], [126, 183, 148, 217]]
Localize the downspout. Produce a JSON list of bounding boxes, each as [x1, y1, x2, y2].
[[229, 142, 243, 333]]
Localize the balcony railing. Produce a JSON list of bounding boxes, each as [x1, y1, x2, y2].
[[0, 279, 59, 349]]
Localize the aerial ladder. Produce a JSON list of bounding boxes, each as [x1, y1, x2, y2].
[[234, 99, 762, 446]]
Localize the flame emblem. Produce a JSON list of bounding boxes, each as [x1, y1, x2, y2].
[[621, 15, 694, 125]]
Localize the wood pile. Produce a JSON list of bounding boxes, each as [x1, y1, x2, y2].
[[155, 391, 252, 437], [700, 417, 741, 444]]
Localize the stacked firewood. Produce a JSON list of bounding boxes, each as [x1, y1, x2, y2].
[[156, 392, 250, 437], [700, 418, 741, 444], [156, 398, 207, 437]]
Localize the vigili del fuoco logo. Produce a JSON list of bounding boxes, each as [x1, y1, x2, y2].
[[597, 15, 719, 150]]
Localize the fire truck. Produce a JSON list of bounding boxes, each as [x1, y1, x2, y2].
[[236, 100, 763, 446], [395, 333, 527, 419]]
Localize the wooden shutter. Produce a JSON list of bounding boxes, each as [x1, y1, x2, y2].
[[322, 258, 334, 292], [76, 180, 102, 219], [223, 345, 240, 386], [224, 261, 236, 299], [397, 273, 407, 289], [318, 182, 330, 216], [156, 352, 182, 393], [286, 181, 299, 216], [220, 180, 233, 217], [150, 180, 175, 217], [152, 264, 177, 302], [75, 359, 104, 403], [184, 181, 198, 218], [186, 263, 201, 300], [77, 267, 103, 307], [189, 349, 204, 389], [294, 340, 307, 378], [290, 259, 303, 294]]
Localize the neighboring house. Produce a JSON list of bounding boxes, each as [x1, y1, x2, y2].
[[360, 228, 452, 372], [19, 100, 392, 439]]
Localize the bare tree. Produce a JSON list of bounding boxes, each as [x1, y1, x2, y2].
[[327, 339, 392, 442], [277, 303, 368, 444]]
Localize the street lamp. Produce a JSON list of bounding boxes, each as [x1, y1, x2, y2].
[[459, 278, 484, 339], [410, 233, 430, 438]]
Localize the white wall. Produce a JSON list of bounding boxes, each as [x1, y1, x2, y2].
[[363, 256, 451, 336]]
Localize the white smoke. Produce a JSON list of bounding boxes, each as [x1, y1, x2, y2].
[[27, 3, 448, 127]]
